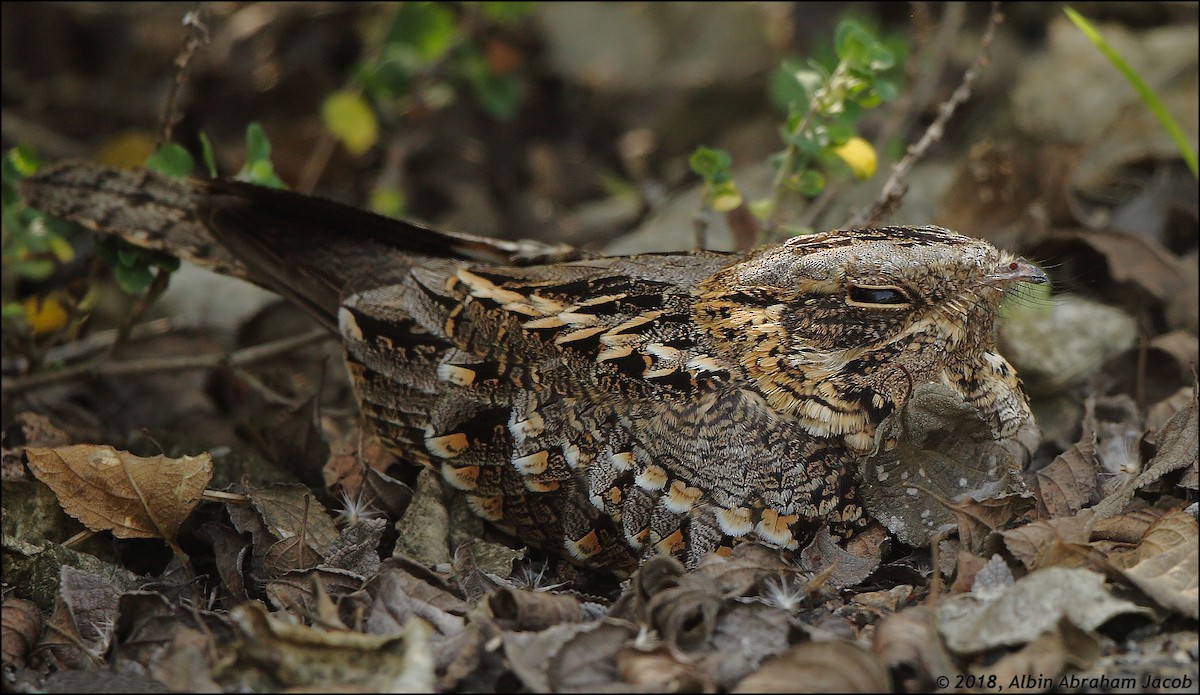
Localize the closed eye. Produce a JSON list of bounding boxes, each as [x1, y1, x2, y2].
[[847, 284, 911, 307]]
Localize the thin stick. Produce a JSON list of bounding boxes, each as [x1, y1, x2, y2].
[[1, 328, 331, 395], [155, 7, 210, 150], [848, 2, 1003, 229]]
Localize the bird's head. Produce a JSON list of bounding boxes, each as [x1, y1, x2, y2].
[[696, 225, 1045, 453]]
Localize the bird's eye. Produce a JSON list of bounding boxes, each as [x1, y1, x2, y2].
[[847, 285, 911, 307]]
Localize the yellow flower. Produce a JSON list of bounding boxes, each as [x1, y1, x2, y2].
[[23, 294, 69, 335], [833, 137, 877, 179]]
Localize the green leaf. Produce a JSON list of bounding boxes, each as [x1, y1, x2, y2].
[[322, 90, 380, 155], [6, 144, 41, 178], [9, 258, 56, 281], [2, 301, 26, 322], [145, 143, 194, 178], [834, 20, 873, 67], [238, 123, 285, 189], [769, 59, 812, 112], [47, 234, 74, 263], [385, 2, 456, 62], [1064, 6, 1198, 179], [199, 131, 218, 177], [787, 169, 825, 197], [826, 120, 855, 147], [688, 146, 732, 180], [245, 122, 272, 165], [114, 262, 155, 294], [479, 2, 537, 24], [469, 71, 521, 120], [872, 77, 899, 103], [866, 41, 895, 71], [709, 180, 743, 213], [370, 185, 406, 218]]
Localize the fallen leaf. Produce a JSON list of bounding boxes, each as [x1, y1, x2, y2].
[[619, 645, 716, 691], [1031, 439, 1100, 518], [1110, 510, 1199, 618], [264, 567, 365, 618], [937, 567, 1150, 654], [26, 445, 211, 541], [731, 640, 892, 693], [1094, 382, 1197, 518], [874, 606, 960, 691], [799, 526, 885, 589], [227, 600, 433, 691], [946, 484, 1037, 554], [979, 617, 1101, 693], [1001, 511, 1098, 570], [365, 567, 468, 639], [862, 384, 1037, 547], [248, 483, 338, 557], [703, 604, 792, 687], [324, 516, 386, 576], [0, 598, 43, 669], [541, 620, 638, 692], [484, 587, 585, 631]]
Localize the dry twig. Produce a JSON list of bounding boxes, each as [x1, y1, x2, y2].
[[848, 2, 1003, 229]]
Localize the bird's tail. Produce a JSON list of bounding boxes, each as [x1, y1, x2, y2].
[[19, 161, 582, 329]]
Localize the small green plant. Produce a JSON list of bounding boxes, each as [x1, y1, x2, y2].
[[1063, 6, 1198, 179], [2, 146, 92, 340], [689, 17, 904, 241], [320, 2, 537, 216], [98, 122, 284, 296]]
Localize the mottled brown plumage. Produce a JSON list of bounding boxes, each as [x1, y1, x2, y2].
[[20, 161, 1046, 576]]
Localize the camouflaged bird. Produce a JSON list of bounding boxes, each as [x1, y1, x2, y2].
[[20, 161, 1046, 576]]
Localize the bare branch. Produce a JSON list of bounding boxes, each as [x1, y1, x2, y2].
[[848, 2, 1003, 229]]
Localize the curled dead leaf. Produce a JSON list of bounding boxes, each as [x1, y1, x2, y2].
[[484, 587, 584, 631], [26, 445, 211, 541]]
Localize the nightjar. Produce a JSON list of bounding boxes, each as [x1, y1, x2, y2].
[[19, 162, 1046, 576]]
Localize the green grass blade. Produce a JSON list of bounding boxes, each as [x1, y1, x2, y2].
[[1063, 6, 1198, 179]]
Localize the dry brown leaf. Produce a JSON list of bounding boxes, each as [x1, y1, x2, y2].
[[874, 606, 960, 692], [1032, 440, 1100, 518], [617, 645, 715, 692], [704, 605, 792, 687], [1094, 382, 1197, 518], [1090, 507, 1166, 544], [265, 567, 365, 618], [26, 445, 211, 541], [248, 483, 338, 557], [197, 522, 251, 603], [644, 571, 723, 653], [937, 567, 1149, 654], [3, 412, 71, 481], [798, 525, 884, 589], [1001, 511, 1098, 571], [0, 598, 43, 669], [227, 600, 433, 691], [365, 567, 468, 639], [948, 486, 1037, 554], [978, 618, 1101, 693], [949, 549, 989, 594], [484, 587, 585, 631], [861, 384, 1037, 547], [732, 640, 892, 693], [324, 517, 386, 576], [544, 620, 639, 692], [264, 534, 326, 577], [1110, 510, 1198, 618]]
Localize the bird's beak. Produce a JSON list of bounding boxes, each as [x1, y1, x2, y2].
[[983, 257, 1047, 286]]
